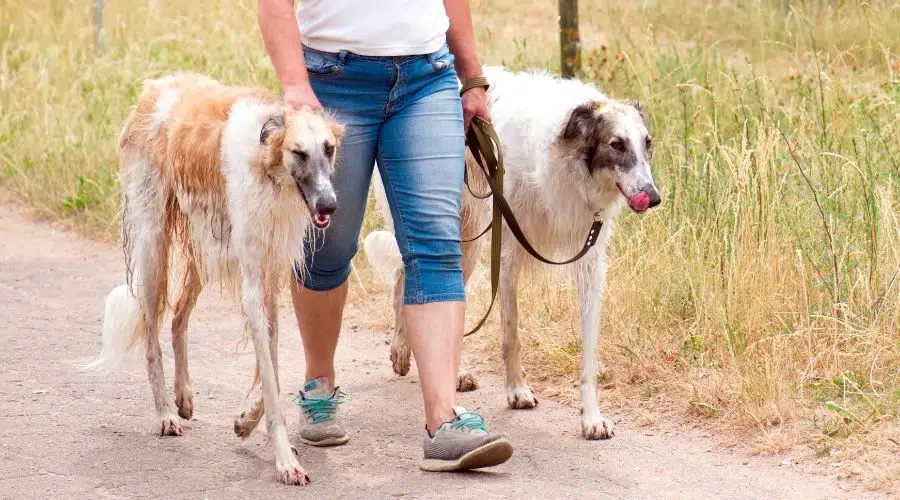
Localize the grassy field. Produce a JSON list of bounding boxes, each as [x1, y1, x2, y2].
[[2, 0, 898, 491]]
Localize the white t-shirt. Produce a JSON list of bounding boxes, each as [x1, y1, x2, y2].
[[296, 0, 449, 56]]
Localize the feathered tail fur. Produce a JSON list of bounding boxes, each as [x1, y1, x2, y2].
[[363, 174, 404, 286], [83, 284, 143, 373]]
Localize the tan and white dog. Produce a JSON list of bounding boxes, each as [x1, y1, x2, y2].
[[87, 73, 343, 485], [365, 66, 660, 441]]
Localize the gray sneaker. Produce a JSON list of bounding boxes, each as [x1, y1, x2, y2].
[[420, 406, 513, 472], [296, 377, 349, 447]]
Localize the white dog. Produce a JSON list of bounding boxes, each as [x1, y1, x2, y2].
[[365, 66, 660, 440], [86, 73, 344, 485]]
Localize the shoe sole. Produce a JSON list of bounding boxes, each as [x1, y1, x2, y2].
[[299, 435, 350, 447], [419, 437, 513, 472]]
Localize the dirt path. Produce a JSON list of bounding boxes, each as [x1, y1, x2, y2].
[[0, 207, 883, 499]]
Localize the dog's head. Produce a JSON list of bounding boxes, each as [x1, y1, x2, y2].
[[259, 105, 345, 229], [560, 99, 660, 213]]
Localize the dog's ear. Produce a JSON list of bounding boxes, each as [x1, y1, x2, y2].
[[329, 120, 345, 143], [260, 111, 286, 144], [562, 102, 601, 140], [624, 98, 649, 126]]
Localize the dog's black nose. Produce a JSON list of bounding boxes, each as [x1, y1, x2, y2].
[[315, 195, 337, 215], [646, 186, 661, 209]]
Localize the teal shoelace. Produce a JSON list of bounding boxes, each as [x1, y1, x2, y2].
[[449, 411, 488, 433], [295, 389, 346, 424]]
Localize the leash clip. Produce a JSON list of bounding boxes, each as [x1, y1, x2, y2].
[[593, 211, 603, 222]]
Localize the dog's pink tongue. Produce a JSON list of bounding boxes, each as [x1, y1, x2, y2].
[[629, 191, 650, 212]]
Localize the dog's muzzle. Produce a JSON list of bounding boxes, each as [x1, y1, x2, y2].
[[295, 177, 337, 229], [311, 194, 337, 229]]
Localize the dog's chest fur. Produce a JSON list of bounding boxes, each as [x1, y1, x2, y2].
[[217, 98, 310, 280]]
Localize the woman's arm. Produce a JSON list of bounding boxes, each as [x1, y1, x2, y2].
[[258, 0, 320, 109], [443, 0, 490, 129]]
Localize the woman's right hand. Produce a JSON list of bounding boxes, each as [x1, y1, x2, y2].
[[284, 84, 322, 110]]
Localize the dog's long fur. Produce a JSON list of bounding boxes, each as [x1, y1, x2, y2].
[[366, 66, 660, 439], [86, 73, 344, 485]]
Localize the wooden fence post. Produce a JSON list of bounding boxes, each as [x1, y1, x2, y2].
[[93, 0, 104, 54], [559, 0, 580, 78]]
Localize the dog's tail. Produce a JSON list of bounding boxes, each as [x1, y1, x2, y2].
[[83, 284, 143, 373], [363, 230, 403, 286]]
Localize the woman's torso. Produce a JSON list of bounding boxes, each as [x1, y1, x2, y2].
[[297, 0, 449, 56]]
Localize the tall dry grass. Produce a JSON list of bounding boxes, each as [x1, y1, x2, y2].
[[1, 0, 898, 487]]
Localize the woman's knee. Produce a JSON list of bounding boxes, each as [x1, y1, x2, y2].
[[295, 234, 358, 291]]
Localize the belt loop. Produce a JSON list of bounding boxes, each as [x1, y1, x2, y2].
[[338, 50, 348, 65]]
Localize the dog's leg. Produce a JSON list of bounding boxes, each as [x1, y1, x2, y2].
[[233, 302, 265, 437], [456, 357, 477, 392], [264, 272, 280, 391], [171, 259, 201, 420], [121, 158, 180, 435], [234, 271, 280, 439], [239, 264, 308, 485], [234, 390, 265, 438], [501, 251, 537, 408], [145, 270, 181, 437], [234, 266, 281, 438], [389, 269, 411, 376], [456, 236, 482, 392], [129, 190, 181, 437], [575, 250, 615, 440]]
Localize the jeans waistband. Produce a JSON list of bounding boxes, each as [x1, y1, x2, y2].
[[302, 44, 450, 64]]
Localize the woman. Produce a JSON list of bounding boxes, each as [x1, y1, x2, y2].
[[258, 0, 513, 471]]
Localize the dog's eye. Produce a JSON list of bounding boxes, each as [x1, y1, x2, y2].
[[323, 142, 335, 158], [292, 150, 309, 162], [609, 139, 627, 152]]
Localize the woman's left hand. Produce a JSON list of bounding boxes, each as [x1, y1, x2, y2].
[[461, 87, 491, 131]]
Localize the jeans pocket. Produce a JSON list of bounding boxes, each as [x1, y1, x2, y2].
[[427, 45, 455, 73], [303, 48, 342, 78]]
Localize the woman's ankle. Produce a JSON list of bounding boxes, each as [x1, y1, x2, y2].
[[304, 371, 336, 388], [425, 406, 456, 434]]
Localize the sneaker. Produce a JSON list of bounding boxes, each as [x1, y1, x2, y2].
[[295, 377, 349, 447], [420, 406, 513, 472]]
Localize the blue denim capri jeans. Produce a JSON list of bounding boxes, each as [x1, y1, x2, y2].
[[296, 43, 466, 305]]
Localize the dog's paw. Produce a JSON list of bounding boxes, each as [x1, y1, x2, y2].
[[390, 342, 411, 376], [159, 415, 183, 437], [175, 390, 194, 420], [278, 465, 310, 486], [457, 371, 479, 392], [277, 457, 310, 486], [506, 384, 538, 409], [233, 410, 262, 439], [581, 410, 615, 440]]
